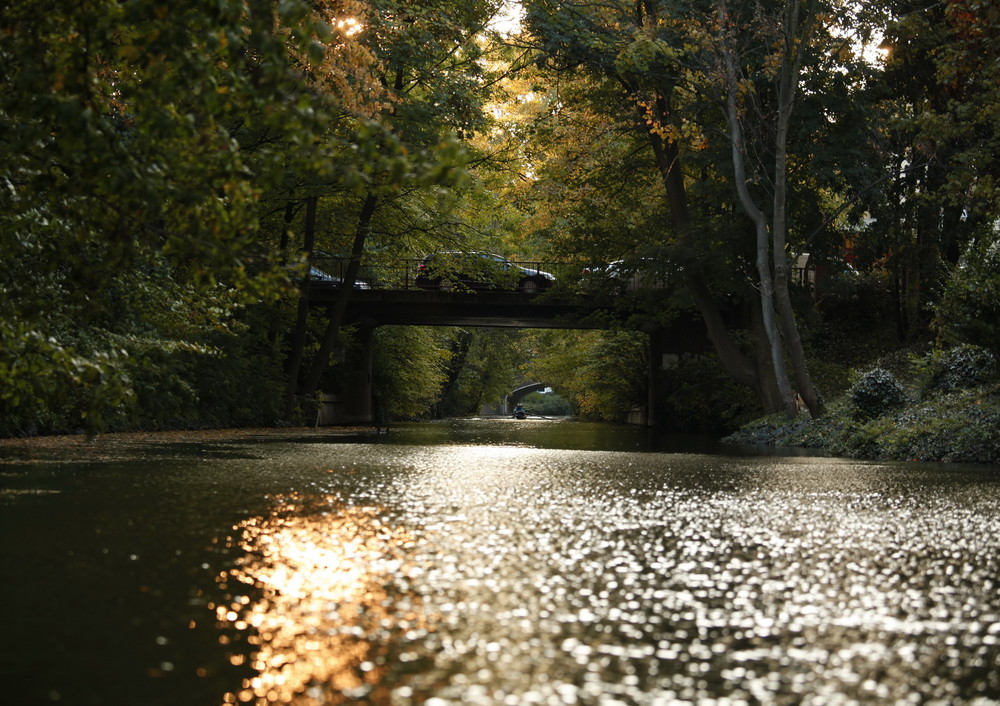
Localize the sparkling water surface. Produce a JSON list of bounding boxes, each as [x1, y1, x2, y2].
[[2, 419, 998, 704]]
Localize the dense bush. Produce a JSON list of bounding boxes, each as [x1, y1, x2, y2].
[[726, 357, 1000, 463], [849, 368, 908, 419], [916, 344, 997, 395]]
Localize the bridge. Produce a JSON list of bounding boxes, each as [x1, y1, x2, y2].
[[308, 288, 597, 329], [303, 256, 739, 426], [478, 382, 551, 417], [306, 255, 606, 328]]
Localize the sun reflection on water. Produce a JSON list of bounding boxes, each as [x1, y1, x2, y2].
[[200, 444, 1000, 704], [214, 494, 422, 705]]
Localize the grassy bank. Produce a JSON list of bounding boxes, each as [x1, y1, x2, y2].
[[723, 345, 1000, 464]]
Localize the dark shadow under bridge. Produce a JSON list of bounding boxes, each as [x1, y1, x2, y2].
[[302, 256, 741, 426]]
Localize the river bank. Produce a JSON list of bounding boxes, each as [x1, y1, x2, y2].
[[724, 346, 1000, 464], [0, 426, 382, 460]]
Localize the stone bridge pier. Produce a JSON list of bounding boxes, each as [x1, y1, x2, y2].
[[316, 326, 374, 426]]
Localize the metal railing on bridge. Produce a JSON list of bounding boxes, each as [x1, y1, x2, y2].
[[308, 255, 563, 292], [309, 255, 423, 291], [307, 255, 815, 293]]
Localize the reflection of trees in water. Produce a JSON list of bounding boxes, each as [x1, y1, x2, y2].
[[214, 494, 427, 705]]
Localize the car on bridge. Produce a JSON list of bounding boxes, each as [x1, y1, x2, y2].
[[415, 252, 555, 293], [308, 266, 370, 289]]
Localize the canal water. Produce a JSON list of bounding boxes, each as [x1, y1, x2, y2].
[[2, 419, 999, 705]]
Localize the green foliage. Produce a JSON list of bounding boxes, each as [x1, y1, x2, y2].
[[914, 344, 998, 396], [521, 391, 572, 416], [372, 327, 452, 420], [727, 350, 1000, 463], [437, 329, 523, 416], [936, 234, 1000, 355], [0, 0, 338, 434], [0, 322, 134, 436], [0, 0, 494, 435], [659, 357, 760, 434], [0, 294, 288, 437], [523, 330, 647, 422], [923, 0, 1000, 213], [849, 368, 908, 420]]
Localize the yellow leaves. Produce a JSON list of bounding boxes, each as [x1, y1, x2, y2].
[[282, 1, 385, 118], [635, 98, 708, 151], [761, 44, 784, 79], [335, 17, 363, 38], [648, 119, 708, 150]]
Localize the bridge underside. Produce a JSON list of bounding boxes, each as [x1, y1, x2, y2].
[[308, 289, 606, 329], [306, 286, 714, 427]]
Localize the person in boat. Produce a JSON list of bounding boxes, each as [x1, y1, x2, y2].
[[513, 403, 526, 419]]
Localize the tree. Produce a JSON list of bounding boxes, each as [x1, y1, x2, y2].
[[372, 326, 453, 420], [522, 330, 647, 421], [924, 0, 1000, 355], [712, 0, 827, 417], [520, 1, 764, 406], [436, 328, 524, 416], [292, 0, 504, 405], [936, 232, 1000, 356], [519, 0, 819, 415], [0, 0, 386, 433], [855, 0, 1000, 343], [932, 0, 1000, 214]]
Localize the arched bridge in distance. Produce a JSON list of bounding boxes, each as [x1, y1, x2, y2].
[[302, 256, 780, 426], [499, 382, 549, 416], [510, 382, 548, 405]]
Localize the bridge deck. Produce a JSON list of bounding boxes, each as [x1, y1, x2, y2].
[[306, 288, 601, 329], [303, 255, 796, 331]]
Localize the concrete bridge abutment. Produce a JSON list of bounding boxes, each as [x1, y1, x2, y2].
[[317, 326, 375, 426]]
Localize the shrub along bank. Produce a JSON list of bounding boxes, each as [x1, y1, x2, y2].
[[723, 345, 1000, 464]]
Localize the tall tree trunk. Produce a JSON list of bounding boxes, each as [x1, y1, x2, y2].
[[748, 300, 786, 414], [624, 3, 769, 411], [283, 195, 316, 415], [269, 199, 298, 347], [300, 192, 379, 397], [717, 0, 824, 419], [642, 109, 764, 399], [770, 2, 824, 417], [718, 19, 798, 418]]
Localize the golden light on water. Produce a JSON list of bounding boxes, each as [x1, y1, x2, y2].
[[215, 495, 422, 705]]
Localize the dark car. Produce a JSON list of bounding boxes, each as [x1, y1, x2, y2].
[[415, 252, 555, 293]]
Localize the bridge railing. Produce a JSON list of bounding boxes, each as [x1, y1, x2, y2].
[[308, 255, 815, 293], [310, 255, 562, 292], [309, 255, 420, 290]]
